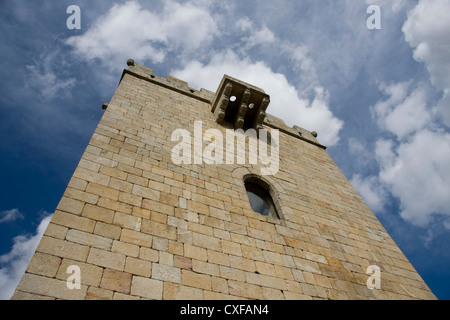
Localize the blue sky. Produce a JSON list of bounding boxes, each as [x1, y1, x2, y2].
[[1, 0, 449, 300]]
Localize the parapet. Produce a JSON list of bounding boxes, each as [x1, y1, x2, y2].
[[121, 59, 215, 103], [120, 59, 326, 149]]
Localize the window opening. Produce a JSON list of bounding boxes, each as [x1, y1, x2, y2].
[[245, 181, 279, 219]]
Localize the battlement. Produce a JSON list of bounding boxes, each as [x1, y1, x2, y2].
[[121, 59, 214, 104], [121, 59, 326, 150]]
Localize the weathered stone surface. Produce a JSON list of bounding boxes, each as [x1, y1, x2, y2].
[[13, 62, 436, 301], [87, 248, 126, 271], [100, 269, 132, 294], [130, 277, 163, 299]]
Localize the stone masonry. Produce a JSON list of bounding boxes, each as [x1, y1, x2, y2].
[[12, 61, 436, 300]]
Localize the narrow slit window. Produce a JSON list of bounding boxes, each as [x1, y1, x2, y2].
[[245, 181, 279, 219]]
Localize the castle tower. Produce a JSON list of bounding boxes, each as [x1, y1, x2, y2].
[[12, 60, 435, 300]]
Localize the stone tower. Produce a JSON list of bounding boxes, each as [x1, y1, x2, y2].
[[13, 60, 435, 300]]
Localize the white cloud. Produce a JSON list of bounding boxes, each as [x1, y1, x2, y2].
[[444, 219, 450, 231], [348, 138, 372, 167], [235, 16, 253, 32], [235, 18, 276, 49], [280, 43, 321, 99], [356, 0, 450, 230], [0, 213, 52, 300], [362, 79, 450, 230], [375, 129, 450, 227], [0, 209, 24, 224], [159, 1, 219, 52], [25, 51, 76, 100], [350, 174, 387, 213], [374, 139, 396, 170], [402, 0, 450, 126], [171, 50, 343, 146], [403, 0, 450, 90], [372, 82, 431, 140], [66, 0, 218, 70], [64, 1, 343, 146]]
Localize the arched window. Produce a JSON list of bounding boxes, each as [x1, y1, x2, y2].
[[244, 178, 280, 219]]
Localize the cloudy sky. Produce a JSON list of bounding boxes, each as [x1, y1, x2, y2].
[[1, 0, 449, 300]]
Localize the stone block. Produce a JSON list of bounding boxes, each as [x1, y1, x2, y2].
[[245, 272, 286, 291], [113, 292, 141, 300], [109, 177, 133, 193], [86, 182, 120, 201], [159, 251, 173, 266], [142, 199, 175, 215], [26, 252, 61, 278], [221, 240, 242, 257], [16, 274, 87, 300], [51, 211, 95, 233], [192, 232, 221, 251], [184, 244, 207, 262], [112, 240, 140, 257], [64, 187, 99, 205], [98, 197, 133, 214], [86, 287, 113, 300], [262, 287, 285, 300], [120, 228, 153, 248], [66, 229, 112, 250], [73, 167, 110, 187], [56, 197, 85, 215], [219, 266, 246, 282], [192, 260, 219, 277], [163, 283, 203, 300], [207, 250, 230, 266], [174, 256, 192, 270], [229, 255, 256, 272], [141, 219, 177, 240], [212, 276, 229, 294], [119, 192, 143, 207], [181, 270, 212, 291], [125, 257, 152, 277], [131, 276, 163, 299], [37, 236, 90, 262], [113, 211, 141, 231], [152, 263, 181, 284], [82, 204, 114, 224], [94, 221, 121, 240], [132, 184, 160, 201], [87, 248, 126, 271], [100, 269, 132, 294], [169, 241, 184, 256], [139, 247, 159, 262], [227, 280, 263, 300], [43, 223, 68, 239]]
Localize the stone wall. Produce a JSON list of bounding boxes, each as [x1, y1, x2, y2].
[[12, 62, 436, 300]]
